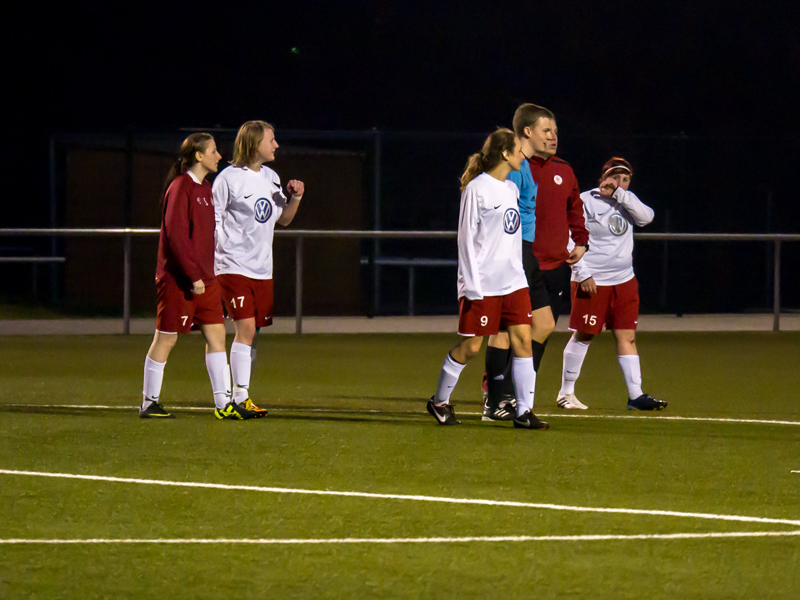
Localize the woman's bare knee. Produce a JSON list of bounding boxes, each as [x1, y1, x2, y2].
[[508, 326, 532, 358], [531, 307, 555, 342], [233, 319, 257, 346], [487, 331, 510, 350], [147, 331, 178, 362], [202, 324, 227, 353]]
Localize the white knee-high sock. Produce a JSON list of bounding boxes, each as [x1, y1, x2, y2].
[[224, 363, 232, 399], [560, 338, 590, 395], [434, 354, 466, 405], [205, 351, 230, 409], [618, 354, 643, 400], [142, 356, 166, 408], [230, 342, 252, 403], [512, 356, 536, 416]]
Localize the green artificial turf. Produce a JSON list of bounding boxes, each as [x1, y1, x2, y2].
[[1, 332, 799, 599]]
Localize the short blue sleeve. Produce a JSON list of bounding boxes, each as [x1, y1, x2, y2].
[[507, 161, 537, 242]]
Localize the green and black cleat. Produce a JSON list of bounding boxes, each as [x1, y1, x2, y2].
[[139, 401, 175, 419], [215, 401, 257, 420]]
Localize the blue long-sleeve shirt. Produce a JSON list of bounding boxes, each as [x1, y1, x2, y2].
[[506, 159, 537, 242]]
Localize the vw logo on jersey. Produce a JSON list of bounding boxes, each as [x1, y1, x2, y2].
[[503, 208, 521, 234], [608, 214, 629, 236], [254, 198, 272, 223]]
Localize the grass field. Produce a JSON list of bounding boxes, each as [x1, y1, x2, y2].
[[1, 331, 799, 599]]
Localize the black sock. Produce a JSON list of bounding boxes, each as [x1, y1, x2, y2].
[[485, 346, 509, 404], [501, 349, 515, 396], [532, 340, 546, 372]]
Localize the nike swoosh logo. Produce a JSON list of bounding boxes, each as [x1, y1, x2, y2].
[[493, 205, 501, 209], [434, 410, 448, 423], [245, 194, 253, 198], [527, 313, 533, 317]]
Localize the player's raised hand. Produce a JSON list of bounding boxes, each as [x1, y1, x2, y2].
[[286, 180, 305, 198], [599, 177, 618, 197]]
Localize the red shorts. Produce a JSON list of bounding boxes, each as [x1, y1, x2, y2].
[[156, 276, 224, 334], [458, 287, 532, 337], [569, 277, 639, 335], [217, 273, 274, 328]]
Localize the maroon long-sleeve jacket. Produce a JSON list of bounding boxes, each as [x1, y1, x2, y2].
[[156, 173, 216, 290], [529, 155, 589, 270]]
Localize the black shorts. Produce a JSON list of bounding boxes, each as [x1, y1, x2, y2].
[[522, 242, 571, 322]]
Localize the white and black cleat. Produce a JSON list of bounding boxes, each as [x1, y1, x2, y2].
[[513, 410, 549, 430], [427, 398, 461, 426], [627, 393, 667, 411], [482, 395, 516, 421], [557, 393, 588, 410]]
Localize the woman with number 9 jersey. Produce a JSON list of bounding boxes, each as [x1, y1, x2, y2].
[[212, 121, 305, 416], [426, 128, 549, 430]]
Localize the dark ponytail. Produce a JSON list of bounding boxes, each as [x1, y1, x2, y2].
[[459, 128, 516, 192], [161, 133, 214, 203]]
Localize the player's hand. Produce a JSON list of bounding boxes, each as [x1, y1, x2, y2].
[[580, 277, 597, 295], [286, 180, 305, 198], [567, 245, 587, 264], [599, 177, 618, 197], [192, 280, 205, 295]]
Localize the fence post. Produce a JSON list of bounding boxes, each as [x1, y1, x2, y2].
[[49, 136, 58, 305], [123, 231, 131, 335], [773, 239, 781, 332], [372, 129, 382, 317], [295, 234, 303, 335], [123, 131, 134, 335]]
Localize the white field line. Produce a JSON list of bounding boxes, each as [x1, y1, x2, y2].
[[5, 403, 800, 427], [3, 530, 800, 545], [2, 469, 799, 528]]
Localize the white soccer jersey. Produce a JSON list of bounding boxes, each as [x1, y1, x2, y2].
[[212, 165, 286, 279], [570, 187, 654, 286], [457, 172, 528, 300]]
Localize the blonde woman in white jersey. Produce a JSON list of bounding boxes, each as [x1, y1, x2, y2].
[[212, 121, 305, 416], [558, 157, 667, 411], [427, 128, 549, 430]]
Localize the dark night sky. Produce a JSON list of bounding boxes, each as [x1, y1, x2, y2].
[[5, 0, 800, 224]]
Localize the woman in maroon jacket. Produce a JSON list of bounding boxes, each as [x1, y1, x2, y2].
[[139, 133, 254, 420]]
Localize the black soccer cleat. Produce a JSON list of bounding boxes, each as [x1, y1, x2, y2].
[[482, 395, 516, 422], [513, 411, 549, 430], [427, 398, 461, 426], [139, 401, 175, 419], [627, 394, 667, 411]]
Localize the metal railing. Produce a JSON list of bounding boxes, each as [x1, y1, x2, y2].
[[1, 229, 798, 333]]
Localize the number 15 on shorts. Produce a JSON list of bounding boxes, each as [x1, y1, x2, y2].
[[583, 314, 597, 326]]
